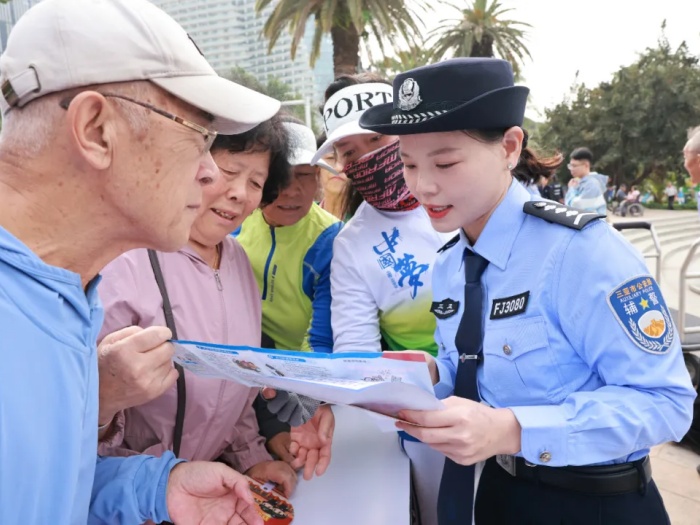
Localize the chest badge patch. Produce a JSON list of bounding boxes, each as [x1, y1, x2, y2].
[[431, 299, 460, 319], [608, 276, 674, 355], [490, 292, 530, 320]]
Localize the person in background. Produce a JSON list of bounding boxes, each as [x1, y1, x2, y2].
[[682, 125, 700, 477], [361, 56, 695, 525], [620, 185, 641, 217], [316, 131, 348, 220], [664, 181, 678, 210], [97, 118, 300, 507], [566, 147, 608, 215], [0, 0, 281, 523], [312, 73, 450, 525], [236, 118, 341, 354], [542, 173, 566, 204]]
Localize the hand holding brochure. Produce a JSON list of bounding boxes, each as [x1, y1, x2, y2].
[[172, 340, 443, 427]]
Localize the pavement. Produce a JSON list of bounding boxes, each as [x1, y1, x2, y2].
[[612, 208, 700, 524]]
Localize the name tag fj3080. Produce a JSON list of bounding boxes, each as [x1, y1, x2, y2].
[[490, 291, 530, 320]]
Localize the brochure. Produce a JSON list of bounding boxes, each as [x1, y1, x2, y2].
[[172, 340, 443, 426]]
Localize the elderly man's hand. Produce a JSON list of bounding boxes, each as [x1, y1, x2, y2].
[[97, 326, 179, 426], [167, 461, 263, 525]]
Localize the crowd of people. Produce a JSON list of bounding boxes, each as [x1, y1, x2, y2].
[[0, 1, 698, 525]]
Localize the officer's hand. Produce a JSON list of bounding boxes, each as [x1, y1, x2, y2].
[[167, 461, 262, 525], [245, 460, 298, 496], [387, 350, 439, 385], [395, 397, 522, 465], [98, 326, 179, 427], [259, 388, 320, 427]]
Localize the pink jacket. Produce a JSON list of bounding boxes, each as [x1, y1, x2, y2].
[[97, 238, 271, 473]]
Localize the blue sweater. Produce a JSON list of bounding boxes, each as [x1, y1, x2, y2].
[[0, 226, 181, 524]]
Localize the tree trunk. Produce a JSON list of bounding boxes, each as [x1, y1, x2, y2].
[[470, 34, 494, 57], [331, 23, 361, 77]]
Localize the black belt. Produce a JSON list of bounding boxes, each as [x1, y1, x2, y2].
[[495, 455, 651, 496]]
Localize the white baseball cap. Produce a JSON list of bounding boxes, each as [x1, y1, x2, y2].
[[0, 0, 280, 135], [284, 121, 336, 173], [311, 82, 393, 165]]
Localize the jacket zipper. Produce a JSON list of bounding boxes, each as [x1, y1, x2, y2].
[[261, 226, 277, 301]]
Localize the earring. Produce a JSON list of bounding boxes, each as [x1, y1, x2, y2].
[[507, 163, 513, 170]]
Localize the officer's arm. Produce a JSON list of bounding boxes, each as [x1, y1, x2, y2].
[[432, 325, 456, 399], [510, 222, 695, 467]]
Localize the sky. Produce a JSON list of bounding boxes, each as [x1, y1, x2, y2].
[[422, 0, 700, 120]]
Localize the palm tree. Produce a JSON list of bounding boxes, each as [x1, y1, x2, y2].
[[429, 0, 531, 76], [255, 0, 432, 77], [369, 41, 434, 80]]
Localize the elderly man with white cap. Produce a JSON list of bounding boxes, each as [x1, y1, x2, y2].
[[0, 0, 280, 523]]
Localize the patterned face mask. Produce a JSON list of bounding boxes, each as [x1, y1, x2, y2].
[[343, 140, 420, 212]]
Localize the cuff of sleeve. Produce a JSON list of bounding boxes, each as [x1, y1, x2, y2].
[[139, 452, 186, 524], [509, 405, 569, 467], [433, 359, 454, 400], [99, 410, 126, 447], [229, 446, 274, 475]]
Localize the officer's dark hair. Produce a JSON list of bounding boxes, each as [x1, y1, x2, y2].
[[211, 111, 292, 207], [465, 128, 563, 186], [570, 147, 594, 164], [323, 72, 391, 220]]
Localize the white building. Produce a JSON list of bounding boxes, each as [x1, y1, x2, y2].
[[152, 0, 334, 105]]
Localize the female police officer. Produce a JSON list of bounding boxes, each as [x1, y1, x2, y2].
[[359, 58, 696, 525]]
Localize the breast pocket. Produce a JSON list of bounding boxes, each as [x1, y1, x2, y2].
[[481, 316, 564, 405]]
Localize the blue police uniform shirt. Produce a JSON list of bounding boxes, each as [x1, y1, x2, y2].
[[432, 180, 695, 467]]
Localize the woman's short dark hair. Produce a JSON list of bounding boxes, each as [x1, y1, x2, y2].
[[466, 128, 563, 186], [210, 112, 292, 206]]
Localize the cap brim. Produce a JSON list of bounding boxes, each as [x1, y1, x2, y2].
[[152, 75, 281, 135], [359, 86, 529, 136], [291, 148, 338, 174], [310, 120, 375, 165]]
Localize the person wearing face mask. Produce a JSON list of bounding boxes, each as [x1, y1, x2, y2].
[[312, 73, 453, 525], [96, 117, 303, 511], [360, 57, 695, 525]]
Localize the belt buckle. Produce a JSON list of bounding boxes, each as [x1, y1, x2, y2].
[[496, 454, 517, 476]]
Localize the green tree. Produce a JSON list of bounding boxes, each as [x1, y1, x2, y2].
[[368, 41, 434, 80], [537, 28, 700, 193], [222, 66, 309, 124], [429, 0, 531, 76], [255, 0, 432, 77]]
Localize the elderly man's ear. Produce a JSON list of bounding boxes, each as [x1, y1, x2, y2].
[[65, 92, 119, 171]]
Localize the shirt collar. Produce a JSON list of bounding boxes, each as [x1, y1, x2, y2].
[[459, 179, 530, 271]]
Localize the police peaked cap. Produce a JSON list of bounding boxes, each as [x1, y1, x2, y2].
[[359, 58, 529, 135]]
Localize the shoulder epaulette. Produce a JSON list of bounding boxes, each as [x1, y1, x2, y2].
[[523, 201, 605, 230], [438, 234, 460, 253]]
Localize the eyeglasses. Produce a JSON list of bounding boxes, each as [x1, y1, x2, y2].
[[59, 92, 217, 153], [567, 163, 581, 170]]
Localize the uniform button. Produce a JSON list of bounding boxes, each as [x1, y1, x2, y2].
[[539, 452, 552, 463], [503, 344, 512, 356]]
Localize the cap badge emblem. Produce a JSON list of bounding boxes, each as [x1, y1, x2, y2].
[[398, 78, 422, 111]]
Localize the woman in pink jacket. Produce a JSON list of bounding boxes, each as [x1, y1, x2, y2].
[[97, 115, 299, 500]]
